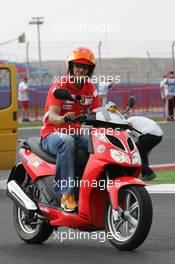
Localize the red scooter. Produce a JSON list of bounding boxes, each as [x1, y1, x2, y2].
[[7, 89, 152, 250]]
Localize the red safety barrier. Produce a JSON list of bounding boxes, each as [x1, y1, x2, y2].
[[5, 85, 166, 121], [107, 85, 165, 118]]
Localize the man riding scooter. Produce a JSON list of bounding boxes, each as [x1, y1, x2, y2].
[[40, 47, 101, 212]]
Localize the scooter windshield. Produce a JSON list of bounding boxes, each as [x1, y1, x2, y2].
[[93, 101, 128, 125]]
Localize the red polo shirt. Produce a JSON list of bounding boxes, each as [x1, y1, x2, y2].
[[40, 76, 101, 138]]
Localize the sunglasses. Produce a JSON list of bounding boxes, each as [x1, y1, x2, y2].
[[73, 62, 90, 70]]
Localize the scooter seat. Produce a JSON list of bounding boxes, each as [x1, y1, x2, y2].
[[26, 137, 89, 167], [27, 137, 56, 164]]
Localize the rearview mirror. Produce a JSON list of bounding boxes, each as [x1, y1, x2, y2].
[[53, 88, 78, 103], [128, 96, 135, 109]]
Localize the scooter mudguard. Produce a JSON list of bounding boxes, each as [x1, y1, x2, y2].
[[107, 176, 145, 209]]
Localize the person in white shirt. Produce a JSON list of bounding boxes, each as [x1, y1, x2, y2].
[[97, 81, 112, 106], [18, 76, 31, 121], [127, 116, 163, 181], [160, 71, 175, 121], [160, 74, 168, 100]]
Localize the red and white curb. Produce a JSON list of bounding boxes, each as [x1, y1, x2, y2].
[[146, 184, 175, 193], [147, 163, 175, 192], [151, 163, 175, 171]]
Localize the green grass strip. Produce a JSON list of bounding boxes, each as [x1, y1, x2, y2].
[[144, 170, 175, 184]]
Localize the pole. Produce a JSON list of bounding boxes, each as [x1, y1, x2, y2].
[[146, 50, 162, 75], [26, 41, 29, 64], [37, 23, 42, 70], [172, 41, 175, 73], [29, 17, 44, 83], [0, 37, 18, 46], [98, 41, 102, 74], [26, 41, 30, 78], [0, 33, 25, 46]]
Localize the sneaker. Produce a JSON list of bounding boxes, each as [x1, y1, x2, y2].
[[61, 194, 78, 212], [140, 173, 156, 181], [167, 116, 174, 121]]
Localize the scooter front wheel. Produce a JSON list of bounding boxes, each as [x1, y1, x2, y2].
[[13, 203, 54, 244], [105, 185, 152, 250]]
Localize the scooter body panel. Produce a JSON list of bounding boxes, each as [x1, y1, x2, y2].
[[8, 128, 143, 231], [107, 176, 145, 209], [19, 148, 56, 180]]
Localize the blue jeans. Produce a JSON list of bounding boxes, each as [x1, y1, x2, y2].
[[41, 133, 89, 195]]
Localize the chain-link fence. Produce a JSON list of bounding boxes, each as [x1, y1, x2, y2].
[[15, 58, 173, 86], [1, 41, 175, 84]]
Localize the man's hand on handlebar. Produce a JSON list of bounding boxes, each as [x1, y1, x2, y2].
[[62, 113, 89, 123], [62, 112, 76, 122]]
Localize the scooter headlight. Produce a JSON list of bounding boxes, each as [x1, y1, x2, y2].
[[110, 149, 131, 164], [132, 152, 141, 164]]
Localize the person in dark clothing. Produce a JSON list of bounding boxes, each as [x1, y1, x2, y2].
[[127, 116, 163, 181]]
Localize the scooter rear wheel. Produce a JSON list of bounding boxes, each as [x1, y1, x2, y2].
[[105, 185, 152, 250], [13, 203, 54, 244]]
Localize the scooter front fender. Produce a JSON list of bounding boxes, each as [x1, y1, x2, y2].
[[107, 176, 145, 209]]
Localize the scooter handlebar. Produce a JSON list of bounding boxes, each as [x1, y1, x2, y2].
[[64, 114, 88, 123], [129, 126, 142, 135]]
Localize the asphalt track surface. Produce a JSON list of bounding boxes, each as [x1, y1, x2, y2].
[[0, 122, 175, 263], [0, 191, 175, 264]]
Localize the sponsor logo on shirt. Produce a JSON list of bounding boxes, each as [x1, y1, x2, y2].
[[62, 104, 72, 110]]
